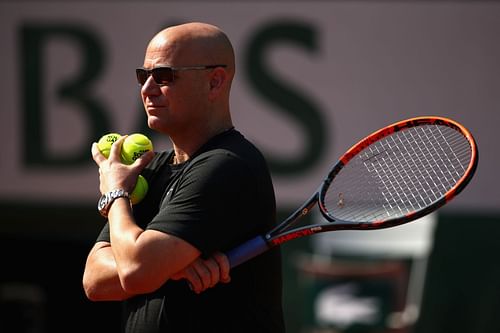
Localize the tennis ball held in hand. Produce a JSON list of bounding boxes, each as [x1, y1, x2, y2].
[[96, 133, 153, 205], [130, 175, 149, 205], [121, 133, 154, 165], [120, 133, 153, 204], [97, 133, 122, 158]]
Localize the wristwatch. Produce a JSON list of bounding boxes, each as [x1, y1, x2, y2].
[[97, 189, 130, 218]]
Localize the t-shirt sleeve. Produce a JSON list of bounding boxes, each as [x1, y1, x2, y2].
[[147, 152, 261, 257], [95, 222, 110, 243]]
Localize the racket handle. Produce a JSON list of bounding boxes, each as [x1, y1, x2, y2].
[[226, 236, 270, 268]]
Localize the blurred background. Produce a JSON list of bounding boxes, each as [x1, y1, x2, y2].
[[1, 1, 499, 332]]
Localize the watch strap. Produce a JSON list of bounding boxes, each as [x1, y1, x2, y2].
[[98, 189, 130, 218]]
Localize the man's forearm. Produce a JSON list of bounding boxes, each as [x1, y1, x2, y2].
[[83, 243, 135, 301]]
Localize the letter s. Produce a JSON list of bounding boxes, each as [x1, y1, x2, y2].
[[245, 20, 326, 175]]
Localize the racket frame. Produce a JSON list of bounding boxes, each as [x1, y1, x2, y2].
[[228, 116, 478, 267]]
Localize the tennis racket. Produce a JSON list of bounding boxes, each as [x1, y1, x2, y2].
[[227, 116, 478, 268]]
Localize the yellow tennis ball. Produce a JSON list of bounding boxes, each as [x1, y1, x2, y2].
[[97, 133, 122, 158], [121, 133, 153, 165], [130, 175, 148, 205]]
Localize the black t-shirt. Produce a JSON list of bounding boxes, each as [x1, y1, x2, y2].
[[95, 129, 286, 333]]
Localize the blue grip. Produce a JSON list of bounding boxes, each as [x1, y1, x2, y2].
[[226, 236, 270, 268]]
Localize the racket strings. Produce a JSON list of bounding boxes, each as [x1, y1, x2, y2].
[[324, 124, 472, 222]]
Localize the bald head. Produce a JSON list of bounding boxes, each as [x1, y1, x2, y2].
[[140, 22, 235, 145], [145, 22, 235, 77]]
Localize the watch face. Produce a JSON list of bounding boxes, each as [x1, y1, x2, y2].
[[98, 194, 108, 211], [97, 190, 129, 217]]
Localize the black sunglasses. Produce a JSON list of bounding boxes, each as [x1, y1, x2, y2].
[[136, 65, 227, 86]]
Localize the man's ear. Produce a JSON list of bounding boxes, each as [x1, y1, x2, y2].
[[208, 67, 227, 98]]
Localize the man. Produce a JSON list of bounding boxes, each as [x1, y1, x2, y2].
[[83, 22, 285, 332]]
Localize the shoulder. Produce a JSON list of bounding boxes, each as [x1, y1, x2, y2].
[[185, 149, 253, 186], [191, 129, 269, 174]]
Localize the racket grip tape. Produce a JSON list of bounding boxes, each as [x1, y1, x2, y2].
[[226, 236, 270, 268]]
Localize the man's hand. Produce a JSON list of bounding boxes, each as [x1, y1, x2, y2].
[[91, 135, 154, 195], [171, 252, 231, 294]]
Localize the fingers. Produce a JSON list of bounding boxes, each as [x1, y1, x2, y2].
[[92, 134, 153, 172], [91, 142, 107, 165], [179, 266, 203, 293], [178, 254, 232, 294], [212, 252, 231, 283], [91, 136, 133, 193], [91, 134, 152, 192], [188, 258, 219, 294], [133, 150, 155, 170], [108, 135, 126, 161], [91, 135, 126, 166]]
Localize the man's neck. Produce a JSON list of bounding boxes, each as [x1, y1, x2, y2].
[[170, 122, 233, 164]]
